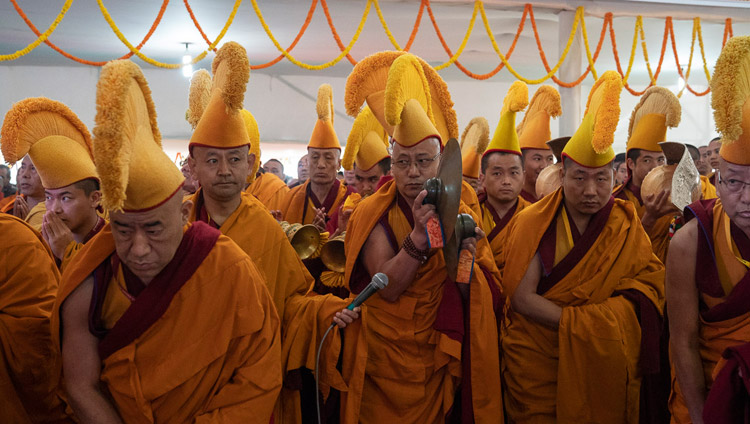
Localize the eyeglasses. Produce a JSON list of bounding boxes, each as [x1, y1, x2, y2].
[[392, 153, 441, 170], [718, 171, 750, 193]]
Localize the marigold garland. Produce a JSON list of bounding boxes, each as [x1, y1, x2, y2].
[[0, 0, 72, 61], [0, 0, 737, 97], [97, 0, 241, 68], [10, 0, 168, 66]]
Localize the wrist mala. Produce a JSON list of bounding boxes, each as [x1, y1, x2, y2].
[[402, 234, 429, 263]]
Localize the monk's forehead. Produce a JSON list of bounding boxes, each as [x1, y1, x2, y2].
[[392, 139, 440, 157], [719, 158, 750, 176]]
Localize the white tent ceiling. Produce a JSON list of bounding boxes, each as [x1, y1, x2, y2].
[[1, 0, 748, 83]]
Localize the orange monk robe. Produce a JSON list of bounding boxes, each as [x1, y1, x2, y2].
[[480, 195, 531, 272], [187, 189, 317, 422], [669, 199, 750, 423], [51, 223, 282, 422], [700, 174, 718, 200], [614, 182, 674, 264], [281, 179, 353, 225], [246, 172, 290, 212], [460, 179, 482, 219], [56, 216, 107, 272], [335, 180, 504, 422], [25, 201, 45, 232], [501, 188, 664, 423], [0, 214, 70, 423], [0, 193, 16, 211]]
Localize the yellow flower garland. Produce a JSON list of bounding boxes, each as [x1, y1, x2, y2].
[[96, 0, 241, 68], [0, 0, 72, 61], [250, 0, 370, 70]]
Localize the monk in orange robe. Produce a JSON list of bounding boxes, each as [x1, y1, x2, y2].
[[330, 53, 504, 422], [0, 214, 71, 423], [6, 155, 46, 229], [1, 97, 106, 272], [668, 36, 750, 424], [247, 170, 290, 212], [475, 81, 542, 271], [502, 71, 665, 423], [613, 87, 683, 264], [53, 59, 281, 423], [281, 85, 353, 230], [480, 151, 530, 272], [185, 42, 322, 422]]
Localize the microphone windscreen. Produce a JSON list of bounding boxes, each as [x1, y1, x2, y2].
[[373, 272, 389, 289]]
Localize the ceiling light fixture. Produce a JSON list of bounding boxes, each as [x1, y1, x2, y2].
[[182, 42, 193, 78]]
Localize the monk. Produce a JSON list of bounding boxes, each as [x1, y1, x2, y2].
[[281, 85, 353, 230], [0, 163, 14, 199], [1, 97, 106, 271], [185, 40, 314, 341], [11, 155, 46, 228], [686, 144, 718, 200], [333, 52, 503, 422], [264, 158, 287, 183], [517, 85, 563, 203], [54, 59, 281, 423], [180, 159, 199, 195], [1, 214, 71, 423], [696, 146, 712, 177], [327, 159, 390, 237], [477, 81, 533, 272], [287, 155, 309, 188], [43, 179, 105, 270], [519, 146, 554, 202], [615, 87, 682, 264], [501, 71, 664, 423], [480, 150, 529, 272], [706, 137, 722, 185], [668, 35, 750, 424], [329, 106, 392, 236]]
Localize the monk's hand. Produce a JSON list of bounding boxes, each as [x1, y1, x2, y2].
[[42, 211, 74, 259], [270, 210, 283, 221], [474, 226, 486, 242], [643, 189, 676, 230], [460, 236, 477, 256], [333, 307, 360, 329], [313, 207, 327, 232], [338, 208, 353, 232], [410, 190, 435, 250], [13, 195, 29, 219]]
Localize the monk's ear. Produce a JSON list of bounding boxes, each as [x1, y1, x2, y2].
[[188, 154, 196, 173], [90, 190, 102, 208], [626, 157, 635, 172], [479, 172, 485, 185], [248, 153, 256, 171], [180, 199, 193, 225]]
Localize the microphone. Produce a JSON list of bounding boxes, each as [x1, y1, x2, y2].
[[346, 272, 389, 310]]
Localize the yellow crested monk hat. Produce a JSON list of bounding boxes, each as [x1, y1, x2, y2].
[[460, 117, 490, 179], [342, 106, 389, 171], [483, 81, 529, 158], [517, 85, 562, 151], [186, 66, 262, 183], [562, 70, 623, 167], [189, 41, 251, 151], [1, 98, 96, 189], [344, 51, 459, 144], [93, 60, 184, 212], [626, 86, 681, 153], [384, 53, 441, 148], [308, 84, 341, 150], [712, 36, 750, 165]]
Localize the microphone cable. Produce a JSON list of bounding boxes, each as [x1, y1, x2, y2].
[[315, 323, 337, 424]]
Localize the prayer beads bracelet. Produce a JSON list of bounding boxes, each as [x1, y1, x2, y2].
[[402, 234, 429, 263]]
